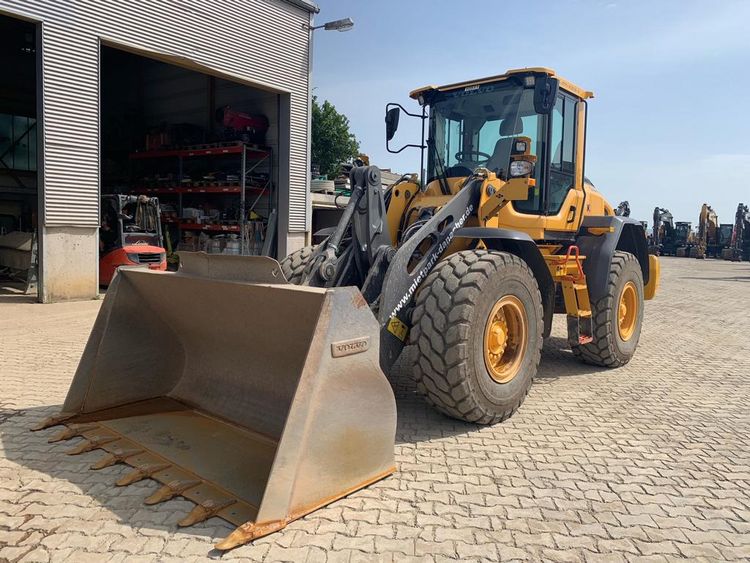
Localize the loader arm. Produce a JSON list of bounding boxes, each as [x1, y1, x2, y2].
[[377, 178, 481, 369], [299, 166, 391, 288]]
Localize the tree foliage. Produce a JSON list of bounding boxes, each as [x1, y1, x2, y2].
[[311, 96, 360, 179]]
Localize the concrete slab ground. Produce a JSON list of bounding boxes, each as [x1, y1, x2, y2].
[[1, 257, 748, 562]]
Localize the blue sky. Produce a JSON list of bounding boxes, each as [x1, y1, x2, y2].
[[311, 0, 750, 227]]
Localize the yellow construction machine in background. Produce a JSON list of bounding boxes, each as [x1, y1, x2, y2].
[[35, 68, 659, 549], [692, 203, 719, 259]]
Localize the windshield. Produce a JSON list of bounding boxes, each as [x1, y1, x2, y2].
[[427, 81, 544, 209], [122, 200, 159, 234], [101, 197, 161, 249]]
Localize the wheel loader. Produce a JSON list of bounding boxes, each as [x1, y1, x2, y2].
[[34, 68, 660, 550], [674, 221, 695, 257]]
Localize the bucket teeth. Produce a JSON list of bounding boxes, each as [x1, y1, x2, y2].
[[144, 479, 201, 505], [65, 436, 118, 456], [31, 412, 74, 431], [178, 498, 236, 527], [90, 448, 143, 470], [116, 463, 171, 486], [48, 423, 99, 443], [215, 520, 285, 551]]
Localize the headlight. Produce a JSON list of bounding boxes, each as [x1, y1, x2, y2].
[[125, 253, 140, 263], [509, 160, 533, 177], [159, 252, 167, 262], [513, 140, 527, 154]]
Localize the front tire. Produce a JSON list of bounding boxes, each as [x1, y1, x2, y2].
[[410, 250, 544, 425], [279, 245, 316, 284], [568, 251, 644, 367]]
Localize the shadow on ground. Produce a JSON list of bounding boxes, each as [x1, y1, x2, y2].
[[0, 334, 609, 542]]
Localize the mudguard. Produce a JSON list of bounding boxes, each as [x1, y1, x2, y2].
[[575, 216, 650, 301], [453, 227, 556, 338]]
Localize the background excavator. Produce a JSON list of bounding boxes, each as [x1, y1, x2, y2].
[[722, 203, 750, 261], [35, 68, 660, 550], [691, 203, 719, 259], [650, 207, 675, 255], [615, 201, 631, 217], [674, 221, 694, 257]]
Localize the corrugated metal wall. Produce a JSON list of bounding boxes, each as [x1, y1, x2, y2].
[[0, 0, 311, 231]]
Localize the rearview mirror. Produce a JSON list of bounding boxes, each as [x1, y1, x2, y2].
[[533, 76, 559, 114], [385, 107, 400, 141]]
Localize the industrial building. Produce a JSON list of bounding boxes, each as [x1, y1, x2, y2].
[[0, 0, 318, 302]]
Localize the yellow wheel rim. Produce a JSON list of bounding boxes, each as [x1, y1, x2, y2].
[[618, 281, 638, 342], [483, 295, 528, 384]]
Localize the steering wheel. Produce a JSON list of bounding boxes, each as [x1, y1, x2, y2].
[[454, 150, 491, 165]]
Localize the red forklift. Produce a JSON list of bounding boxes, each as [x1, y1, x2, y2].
[[99, 195, 166, 285]]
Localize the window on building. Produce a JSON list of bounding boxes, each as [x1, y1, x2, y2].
[[0, 113, 37, 172]]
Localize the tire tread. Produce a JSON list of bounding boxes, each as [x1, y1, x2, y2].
[[410, 250, 543, 425]]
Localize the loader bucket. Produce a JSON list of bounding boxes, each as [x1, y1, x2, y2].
[[34, 253, 396, 549]]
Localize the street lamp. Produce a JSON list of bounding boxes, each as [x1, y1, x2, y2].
[[304, 16, 353, 245], [309, 17, 354, 32]]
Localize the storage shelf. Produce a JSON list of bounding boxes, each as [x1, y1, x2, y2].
[[164, 220, 241, 233], [131, 185, 267, 195], [129, 143, 270, 160], [131, 141, 273, 254]]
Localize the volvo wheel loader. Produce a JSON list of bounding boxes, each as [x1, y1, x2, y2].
[[34, 68, 660, 550]]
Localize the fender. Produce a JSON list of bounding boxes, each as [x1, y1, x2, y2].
[[575, 216, 650, 301], [454, 227, 556, 339]]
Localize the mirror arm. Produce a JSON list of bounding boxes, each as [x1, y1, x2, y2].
[[385, 102, 428, 154], [386, 102, 424, 119], [386, 142, 426, 154]]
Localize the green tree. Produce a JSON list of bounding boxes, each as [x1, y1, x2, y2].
[[311, 96, 360, 179]]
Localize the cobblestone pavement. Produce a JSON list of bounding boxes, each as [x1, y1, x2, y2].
[[1, 257, 749, 562]]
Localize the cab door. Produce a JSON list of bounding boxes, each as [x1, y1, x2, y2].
[[544, 95, 585, 236]]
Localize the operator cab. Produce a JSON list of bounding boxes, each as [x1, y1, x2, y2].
[[385, 68, 611, 240]]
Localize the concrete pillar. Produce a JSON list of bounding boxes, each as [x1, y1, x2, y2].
[[39, 226, 98, 302]]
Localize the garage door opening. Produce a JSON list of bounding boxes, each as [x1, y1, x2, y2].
[[0, 14, 39, 298], [100, 46, 279, 285]]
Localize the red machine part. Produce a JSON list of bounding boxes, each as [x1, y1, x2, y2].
[[100, 244, 166, 286]]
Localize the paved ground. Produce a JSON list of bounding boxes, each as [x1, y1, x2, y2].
[[1, 257, 749, 562]]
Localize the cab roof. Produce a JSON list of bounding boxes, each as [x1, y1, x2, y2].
[[409, 67, 594, 102]]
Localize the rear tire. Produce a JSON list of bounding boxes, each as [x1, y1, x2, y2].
[[410, 250, 543, 425], [567, 251, 644, 367], [280, 245, 316, 284]]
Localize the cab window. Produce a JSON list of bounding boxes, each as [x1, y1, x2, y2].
[[547, 96, 577, 214]]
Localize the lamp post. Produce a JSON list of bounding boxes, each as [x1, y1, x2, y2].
[[304, 16, 354, 244], [310, 17, 354, 32]]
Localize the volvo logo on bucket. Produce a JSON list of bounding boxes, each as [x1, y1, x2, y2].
[[331, 337, 370, 357]]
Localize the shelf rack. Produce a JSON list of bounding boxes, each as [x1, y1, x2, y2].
[[129, 141, 273, 255]]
